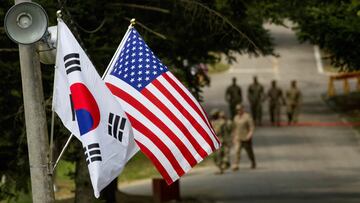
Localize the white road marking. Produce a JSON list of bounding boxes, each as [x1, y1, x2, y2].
[[314, 45, 324, 74]]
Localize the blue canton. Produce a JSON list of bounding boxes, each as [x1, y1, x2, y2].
[[110, 28, 168, 91]]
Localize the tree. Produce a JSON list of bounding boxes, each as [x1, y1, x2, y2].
[[250, 0, 360, 70]]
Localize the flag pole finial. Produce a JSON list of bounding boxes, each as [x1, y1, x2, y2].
[[56, 10, 62, 18], [130, 18, 136, 26]]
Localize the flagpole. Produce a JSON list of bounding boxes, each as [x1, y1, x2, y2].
[[52, 18, 136, 171], [52, 134, 73, 172], [102, 18, 135, 79]]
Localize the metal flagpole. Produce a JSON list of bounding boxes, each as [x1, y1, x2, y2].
[[52, 18, 136, 171]]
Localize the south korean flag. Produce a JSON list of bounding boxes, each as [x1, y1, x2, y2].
[[53, 19, 139, 197]]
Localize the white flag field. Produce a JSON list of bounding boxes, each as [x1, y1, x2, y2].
[[104, 27, 220, 184], [53, 20, 138, 197]]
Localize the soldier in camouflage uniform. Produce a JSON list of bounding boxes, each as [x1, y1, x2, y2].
[[211, 109, 232, 174], [247, 76, 265, 126], [286, 80, 302, 124], [267, 80, 285, 126], [225, 77, 243, 119]]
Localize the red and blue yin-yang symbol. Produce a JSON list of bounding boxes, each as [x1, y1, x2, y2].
[[70, 83, 100, 136]]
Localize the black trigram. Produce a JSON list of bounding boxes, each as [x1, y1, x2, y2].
[[64, 53, 81, 74], [83, 143, 102, 165], [108, 113, 126, 142]]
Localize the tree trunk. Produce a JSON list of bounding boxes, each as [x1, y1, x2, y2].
[[75, 151, 96, 203], [100, 177, 117, 203]]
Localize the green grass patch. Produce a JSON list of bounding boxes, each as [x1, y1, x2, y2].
[[208, 63, 230, 74], [119, 152, 160, 183]]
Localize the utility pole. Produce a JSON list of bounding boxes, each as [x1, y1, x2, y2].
[[15, 0, 55, 202]]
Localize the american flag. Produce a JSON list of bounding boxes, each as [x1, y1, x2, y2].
[[104, 28, 220, 184]]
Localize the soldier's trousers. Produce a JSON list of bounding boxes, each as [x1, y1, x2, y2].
[[250, 103, 262, 125], [214, 145, 230, 170], [234, 139, 256, 167], [269, 104, 281, 125]]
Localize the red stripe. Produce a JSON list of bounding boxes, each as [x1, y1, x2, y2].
[[106, 83, 196, 167], [152, 79, 216, 152], [163, 73, 219, 145], [142, 88, 208, 159], [126, 113, 185, 178], [135, 141, 174, 184]]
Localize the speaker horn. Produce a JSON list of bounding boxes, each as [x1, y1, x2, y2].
[[4, 2, 48, 44]]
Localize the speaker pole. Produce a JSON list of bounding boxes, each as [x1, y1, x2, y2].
[[14, 0, 55, 202]]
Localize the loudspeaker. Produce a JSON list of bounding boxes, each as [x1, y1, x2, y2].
[[38, 26, 57, 64], [4, 2, 48, 44]]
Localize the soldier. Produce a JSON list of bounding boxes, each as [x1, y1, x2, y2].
[[286, 80, 302, 124], [267, 80, 285, 126], [232, 104, 256, 170], [210, 109, 232, 174], [247, 76, 265, 126], [225, 77, 243, 118]]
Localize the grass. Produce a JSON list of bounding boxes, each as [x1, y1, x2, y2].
[[208, 62, 230, 74], [324, 92, 360, 133]]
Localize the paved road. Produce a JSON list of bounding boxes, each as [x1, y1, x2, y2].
[[120, 23, 360, 203]]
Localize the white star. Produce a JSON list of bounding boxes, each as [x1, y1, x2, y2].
[[131, 59, 136, 63], [153, 71, 157, 75], [138, 64, 143, 68], [119, 64, 123, 68], [138, 70, 143, 75], [130, 78, 135, 82], [132, 46, 136, 51], [137, 77, 142, 81], [118, 70, 122, 74], [131, 65, 135, 70], [124, 74, 128, 78], [145, 48, 149, 52], [139, 46, 143, 50], [132, 41, 137, 45], [125, 55, 129, 59], [126, 49, 130, 53], [145, 70, 150, 75], [131, 53, 136, 57], [153, 65, 157, 69], [125, 61, 129, 65], [146, 58, 150, 62], [124, 67, 128, 71], [137, 83, 142, 88], [130, 72, 135, 76], [152, 60, 156, 63], [145, 77, 150, 81], [132, 35, 137, 39], [139, 52, 143, 56], [146, 53, 150, 57], [138, 58, 143, 62], [126, 43, 130, 47], [160, 67, 164, 71], [145, 64, 150, 68]]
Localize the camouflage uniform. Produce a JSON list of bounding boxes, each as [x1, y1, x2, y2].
[[232, 106, 256, 170], [286, 85, 302, 124], [211, 111, 232, 173], [247, 82, 265, 125], [225, 79, 243, 118], [267, 84, 285, 126]]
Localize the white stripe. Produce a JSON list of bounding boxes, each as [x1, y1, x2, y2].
[[314, 45, 324, 75], [133, 129, 179, 182], [105, 75, 192, 172], [157, 75, 219, 149], [166, 72, 217, 137], [147, 83, 212, 155]]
